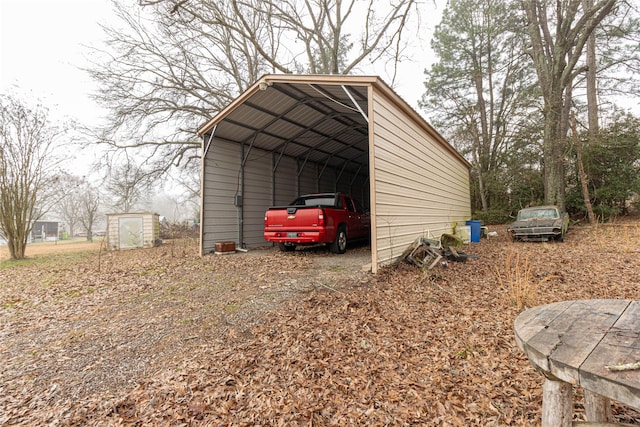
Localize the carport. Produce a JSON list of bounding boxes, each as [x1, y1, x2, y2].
[[197, 74, 471, 273]]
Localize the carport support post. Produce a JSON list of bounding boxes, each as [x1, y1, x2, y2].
[[239, 141, 246, 246]]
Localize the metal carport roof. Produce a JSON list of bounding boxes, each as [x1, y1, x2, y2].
[[197, 75, 378, 177]]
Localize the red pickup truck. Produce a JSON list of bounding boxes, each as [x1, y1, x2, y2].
[[264, 193, 370, 254]]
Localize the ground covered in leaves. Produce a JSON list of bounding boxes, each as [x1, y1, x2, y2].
[[1, 222, 639, 426]]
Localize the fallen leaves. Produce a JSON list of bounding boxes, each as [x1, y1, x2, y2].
[[1, 224, 640, 425]]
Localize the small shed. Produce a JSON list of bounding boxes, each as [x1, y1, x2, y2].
[[106, 212, 160, 250], [31, 221, 59, 242], [197, 74, 471, 273]]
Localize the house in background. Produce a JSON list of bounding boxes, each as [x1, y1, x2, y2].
[[30, 221, 59, 242], [197, 74, 471, 273], [106, 212, 161, 250]]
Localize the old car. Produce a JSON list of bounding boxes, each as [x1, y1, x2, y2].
[[508, 205, 569, 242]]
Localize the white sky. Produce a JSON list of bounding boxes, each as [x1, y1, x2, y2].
[[0, 0, 440, 127], [1, 0, 114, 125]]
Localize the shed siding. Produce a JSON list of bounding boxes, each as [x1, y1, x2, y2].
[[106, 213, 159, 250], [242, 147, 272, 247], [274, 155, 298, 205], [371, 90, 470, 267], [202, 140, 242, 253], [318, 169, 336, 193], [299, 163, 318, 194]]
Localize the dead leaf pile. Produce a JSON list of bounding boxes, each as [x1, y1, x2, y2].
[[1, 222, 639, 425]]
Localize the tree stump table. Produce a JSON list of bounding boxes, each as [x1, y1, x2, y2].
[[514, 299, 640, 426]]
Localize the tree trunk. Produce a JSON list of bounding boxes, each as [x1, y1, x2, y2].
[[583, 0, 599, 137], [573, 111, 596, 223], [542, 92, 566, 211]]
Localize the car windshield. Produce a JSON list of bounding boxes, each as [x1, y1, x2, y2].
[[291, 195, 337, 207], [517, 208, 559, 221]]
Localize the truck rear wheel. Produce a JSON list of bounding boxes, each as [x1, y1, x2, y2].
[[278, 243, 296, 252], [329, 226, 347, 254]]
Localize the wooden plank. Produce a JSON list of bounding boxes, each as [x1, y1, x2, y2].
[[580, 300, 640, 410], [542, 378, 573, 427], [583, 390, 611, 423], [514, 300, 574, 373], [527, 300, 628, 383]]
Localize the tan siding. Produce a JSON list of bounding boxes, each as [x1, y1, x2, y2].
[[202, 140, 241, 252], [106, 213, 159, 250], [371, 90, 470, 268], [106, 215, 119, 250]]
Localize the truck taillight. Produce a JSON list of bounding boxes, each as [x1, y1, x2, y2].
[[318, 209, 325, 226]]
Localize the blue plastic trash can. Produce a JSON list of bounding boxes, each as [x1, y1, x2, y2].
[[466, 220, 482, 242]]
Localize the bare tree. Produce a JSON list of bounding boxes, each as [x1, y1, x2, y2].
[[87, 0, 421, 180], [522, 0, 617, 212], [79, 186, 101, 242], [105, 156, 152, 213], [52, 174, 103, 239], [54, 173, 85, 237], [0, 94, 61, 260]]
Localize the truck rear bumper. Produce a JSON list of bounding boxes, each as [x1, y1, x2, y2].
[[264, 230, 331, 244]]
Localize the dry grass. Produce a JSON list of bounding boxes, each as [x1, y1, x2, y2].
[[495, 250, 561, 310], [0, 238, 103, 261], [496, 251, 538, 310], [591, 221, 640, 253]]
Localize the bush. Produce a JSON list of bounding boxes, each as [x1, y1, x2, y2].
[[472, 209, 512, 225], [159, 220, 199, 240]]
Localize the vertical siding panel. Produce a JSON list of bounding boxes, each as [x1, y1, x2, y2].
[[318, 168, 335, 193], [202, 140, 242, 253], [243, 147, 272, 247], [299, 163, 317, 194], [274, 156, 298, 205], [371, 90, 470, 268], [106, 213, 159, 250], [107, 215, 119, 250]]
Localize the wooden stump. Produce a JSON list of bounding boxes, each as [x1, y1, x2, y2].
[[542, 378, 573, 427]]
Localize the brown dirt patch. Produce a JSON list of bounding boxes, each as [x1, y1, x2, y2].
[[0, 239, 103, 261], [1, 226, 639, 425]]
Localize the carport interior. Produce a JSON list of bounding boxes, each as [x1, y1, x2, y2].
[[200, 78, 373, 249]]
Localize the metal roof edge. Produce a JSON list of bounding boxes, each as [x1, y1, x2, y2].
[[196, 74, 380, 137], [195, 73, 470, 169], [368, 77, 472, 170]]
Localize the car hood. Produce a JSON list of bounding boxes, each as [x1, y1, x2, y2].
[[509, 218, 560, 229]]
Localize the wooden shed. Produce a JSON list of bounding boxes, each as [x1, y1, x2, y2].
[[197, 75, 471, 273], [106, 212, 160, 250], [31, 221, 59, 242]]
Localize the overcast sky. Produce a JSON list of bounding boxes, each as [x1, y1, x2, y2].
[[1, 0, 440, 128], [0, 0, 115, 125]]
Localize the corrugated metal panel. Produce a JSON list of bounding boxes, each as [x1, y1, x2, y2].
[[299, 163, 318, 194], [242, 147, 272, 247], [318, 168, 336, 193], [201, 140, 242, 253], [274, 156, 298, 205], [200, 78, 371, 173], [371, 90, 470, 268]]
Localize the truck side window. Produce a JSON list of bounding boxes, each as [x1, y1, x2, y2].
[[346, 198, 356, 212]]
